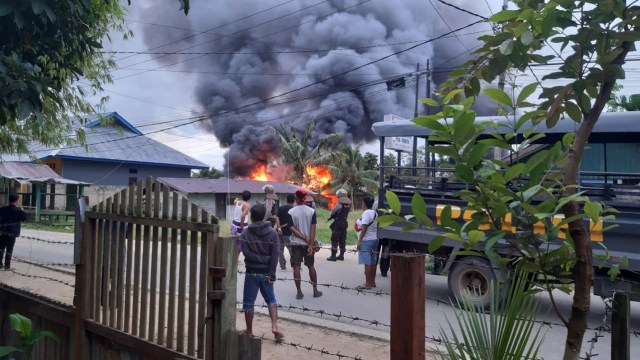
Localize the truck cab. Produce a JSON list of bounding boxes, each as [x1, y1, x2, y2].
[[372, 111, 640, 305]]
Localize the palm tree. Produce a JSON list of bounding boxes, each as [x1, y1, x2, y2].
[[328, 144, 379, 200], [272, 122, 342, 186]]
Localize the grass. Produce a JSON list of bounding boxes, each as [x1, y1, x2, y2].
[[219, 207, 364, 246], [25, 206, 365, 245], [23, 220, 75, 233]]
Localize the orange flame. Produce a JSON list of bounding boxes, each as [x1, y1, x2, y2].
[[249, 164, 270, 181], [247, 163, 334, 206]]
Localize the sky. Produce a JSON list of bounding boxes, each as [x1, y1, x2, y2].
[[93, 0, 640, 175]]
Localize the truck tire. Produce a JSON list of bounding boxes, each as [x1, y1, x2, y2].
[[448, 257, 496, 309]]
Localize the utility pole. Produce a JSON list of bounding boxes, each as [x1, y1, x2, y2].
[[495, 0, 509, 160], [412, 63, 420, 176], [425, 60, 433, 175]]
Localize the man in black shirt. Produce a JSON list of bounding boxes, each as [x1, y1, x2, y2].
[[275, 194, 294, 270], [0, 194, 27, 270]]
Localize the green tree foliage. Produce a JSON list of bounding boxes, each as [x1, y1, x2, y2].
[[363, 151, 378, 171], [440, 269, 543, 360], [0, 313, 59, 357], [193, 167, 223, 179], [271, 122, 342, 186], [328, 144, 378, 199], [0, 1, 188, 157], [0, 1, 131, 155], [385, 1, 638, 358]]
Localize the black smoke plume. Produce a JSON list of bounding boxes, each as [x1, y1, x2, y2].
[[136, 0, 493, 176]]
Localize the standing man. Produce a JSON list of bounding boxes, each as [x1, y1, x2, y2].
[[276, 193, 295, 270], [327, 189, 351, 261], [0, 194, 27, 270], [261, 184, 278, 227], [239, 203, 283, 341], [288, 189, 322, 299], [232, 190, 251, 252]]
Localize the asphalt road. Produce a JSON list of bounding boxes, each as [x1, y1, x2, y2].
[[238, 246, 640, 359]]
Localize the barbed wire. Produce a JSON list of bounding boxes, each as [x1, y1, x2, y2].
[[4, 268, 75, 288], [20, 234, 75, 245], [238, 301, 391, 328], [237, 270, 390, 296], [11, 255, 75, 268], [246, 332, 364, 360], [581, 296, 612, 359]]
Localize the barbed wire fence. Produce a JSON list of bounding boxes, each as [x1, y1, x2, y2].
[[2, 231, 639, 359]]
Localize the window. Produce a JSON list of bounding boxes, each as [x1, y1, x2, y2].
[[129, 177, 137, 185], [129, 168, 138, 174]]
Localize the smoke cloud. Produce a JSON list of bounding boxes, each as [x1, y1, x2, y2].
[[137, 0, 493, 176]]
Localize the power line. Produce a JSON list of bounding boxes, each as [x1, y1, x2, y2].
[[115, 0, 341, 72], [69, 21, 485, 151], [118, 0, 297, 62], [436, 0, 489, 21], [101, 30, 489, 57], [428, 0, 472, 52]]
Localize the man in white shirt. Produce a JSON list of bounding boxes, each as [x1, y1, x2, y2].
[[287, 189, 323, 300]]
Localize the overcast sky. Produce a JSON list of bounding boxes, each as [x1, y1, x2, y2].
[[93, 0, 640, 173]]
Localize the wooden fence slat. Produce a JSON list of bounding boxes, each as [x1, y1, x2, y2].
[[89, 217, 100, 320], [124, 183, 135, 333], [197, 209, 209, 358], [177, 198, 189, 352], [101, 199, 112, 324], [116, 219, 127, 330], [157, 185, 170, 346], [187, 203, 199, 355], [167, 194, 179, 349], [140, 177, 153, 339], [108, 197, 118, 328], [132, 179, 144, 336], [148, 181, 161, 342]]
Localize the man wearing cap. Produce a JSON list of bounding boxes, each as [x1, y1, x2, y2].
[[287, 189, 322, 299], [327, 189, 351, 261]]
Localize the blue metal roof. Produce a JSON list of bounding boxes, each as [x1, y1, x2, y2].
[[27, 112, 208, 170]]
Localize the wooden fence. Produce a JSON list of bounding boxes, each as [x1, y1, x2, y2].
[[74, 177, 236, 360]]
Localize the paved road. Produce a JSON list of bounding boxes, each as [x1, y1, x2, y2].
[[14, 229, 640, 358], [239, 247, 640, 359]]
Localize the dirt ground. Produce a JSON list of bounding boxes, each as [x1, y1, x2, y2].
[[0, 260, 439, 360], [238, 312, 440, 360]]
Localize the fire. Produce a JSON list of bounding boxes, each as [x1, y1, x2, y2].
[[249, 164, 270, 181], [304, 165, 331, 190], [247, 163, 336, 208]]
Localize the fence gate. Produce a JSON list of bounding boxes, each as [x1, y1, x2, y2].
[[73, 177, 235, 360]]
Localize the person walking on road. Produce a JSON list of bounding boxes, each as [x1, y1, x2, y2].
[[288, 189, 323, 299], [0, 194, 27, 270], [327, 189, 351, 261], [232, 190, 251, 252], [261, 184, 278, 227], [355, 195, 378, 289], [240, 203, 284, 341], [276, 194, 294, 270]]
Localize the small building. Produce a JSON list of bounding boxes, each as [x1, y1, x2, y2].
[[28, 112, 209, 185], [0, 162, 89, 221], [157, 177, 313, 219]]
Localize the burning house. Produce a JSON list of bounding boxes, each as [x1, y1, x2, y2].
[[158, 177, 315, 220]]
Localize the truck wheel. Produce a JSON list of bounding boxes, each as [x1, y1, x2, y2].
[[448, 257, 496, 309]]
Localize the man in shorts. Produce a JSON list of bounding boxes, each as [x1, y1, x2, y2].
[[239, 203, 283, 341], [287, 189, 323, 300]]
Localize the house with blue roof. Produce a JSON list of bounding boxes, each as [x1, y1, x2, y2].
[[20, 112, 208, 186]]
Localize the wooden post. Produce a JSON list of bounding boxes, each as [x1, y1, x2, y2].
[[390, 253, 425, 360], [612, 292, 630, 360], [212, 236, 237, 360], [226, 330, 261, 360], [73, 197, 91, 360]]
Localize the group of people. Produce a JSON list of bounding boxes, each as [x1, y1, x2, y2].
[[234, 186, 386, 341]]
